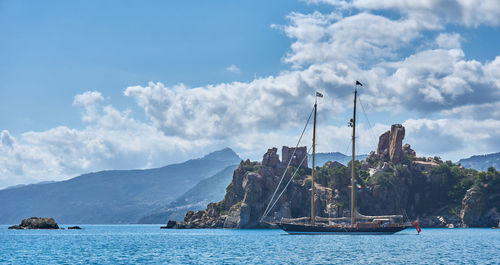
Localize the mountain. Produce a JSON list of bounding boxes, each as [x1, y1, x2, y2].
[[458, 152, 500, 171], [0, 148, 241, 224], [308, 152, 368, 167], [138, 164, 238, 223]]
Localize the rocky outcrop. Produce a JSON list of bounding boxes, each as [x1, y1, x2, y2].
[[460, 185, 499, 227], [376, 124, 406, 163], [389, 124, 405, 164], [8, 217, 59, 229], [167, 124, 499, 229], [418, 215, 461, 228], [461, 186, 485, 226], [168, 146, 327, 229], [376, 131, 390, 158], [403, 144, 416, 156]]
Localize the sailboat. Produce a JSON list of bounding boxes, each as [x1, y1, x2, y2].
[[276, 82, 410, 235]]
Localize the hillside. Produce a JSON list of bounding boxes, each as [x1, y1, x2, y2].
[[0, 148, 241, 224], [138, 164, 238, 223], [458, 152, 500, 171]]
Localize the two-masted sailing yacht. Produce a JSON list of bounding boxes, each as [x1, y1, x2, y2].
[[276, 81, 409, 235]]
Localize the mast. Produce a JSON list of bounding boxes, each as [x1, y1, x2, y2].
[[311, 99, 317, 225], [350, 88, 357, 227]]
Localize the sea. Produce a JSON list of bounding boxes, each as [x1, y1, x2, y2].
[[1, 225, 499, 264]]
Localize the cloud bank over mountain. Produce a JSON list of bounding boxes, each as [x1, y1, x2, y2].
[[1, 0, 499, 188]]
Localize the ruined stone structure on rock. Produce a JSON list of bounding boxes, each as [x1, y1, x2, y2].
[[262, 147, 280, 168], [282, 146, 308, 168]]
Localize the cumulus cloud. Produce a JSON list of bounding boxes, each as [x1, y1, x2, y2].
[[379, 49, 500, 112], [2, 2, 500, 188], [436, 33, 462, 49], [311, 0, 500, 27], [282, 11, 439, 68], [123, 74, 347, 139], [73, 91, 104, 122], [0, 92, 217, 189], [403, 118, 500, 160]]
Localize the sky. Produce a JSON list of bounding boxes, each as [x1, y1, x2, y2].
[[1, 0, 499, 188]]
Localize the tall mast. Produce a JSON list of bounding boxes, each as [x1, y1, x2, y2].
[[311, 100, 317, 225], [350, 88, 357, 227]]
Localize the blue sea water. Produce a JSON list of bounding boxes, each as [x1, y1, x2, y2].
[[1, 225, 499, 264]]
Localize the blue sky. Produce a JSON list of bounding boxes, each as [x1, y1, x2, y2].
[[1, 0, 500, 188], [1, 0, 330, 133]]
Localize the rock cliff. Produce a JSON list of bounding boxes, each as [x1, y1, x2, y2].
[[168, 124, 500, 229]]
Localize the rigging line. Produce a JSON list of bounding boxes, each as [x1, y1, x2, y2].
[[343, 140, 351, 158], [260, 106, 315, 221], [357, 94, 379, 151], [262, 145, 313, 221]]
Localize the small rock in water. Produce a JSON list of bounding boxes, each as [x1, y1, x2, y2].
[[8, 217, 59, 229], [160, 220, 177, 229], [67, 226, 82, 229]]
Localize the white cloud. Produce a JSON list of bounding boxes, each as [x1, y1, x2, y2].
[[123, 74, 347, 140], [0, 92, 216, 189], [73, 91, 104, 122], [441, 102, 500, 120], [352, 0, 500, 27], [226, 64, 241, 74], [403, 118, 500, 160], [282, 11, 439, 68], [2, 3, 500, 188], [436, 33, 462, 49]]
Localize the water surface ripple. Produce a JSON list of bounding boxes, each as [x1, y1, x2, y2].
[[1, 225, 499, 264]]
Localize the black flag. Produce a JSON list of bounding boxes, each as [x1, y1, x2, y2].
[[356, 81, 363, 86], [316, 92, 323, 97]]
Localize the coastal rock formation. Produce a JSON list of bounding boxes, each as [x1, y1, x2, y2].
[[460, 185, 499, 227], [403, 144, 416, 156], [376, 124, 406, 163], [418, 215, 461, 228], [388, 124, 405, 164], [8, 217, 59, 229], [168, 146, 327, 229], [166, 124, 500, 229], [376, 131, 390, 158], [461, 186, 485, 226]]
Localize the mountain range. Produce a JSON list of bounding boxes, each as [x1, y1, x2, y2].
[[308, 152, 368, 167], [458, 152, 500, 172], [1, 147, 498, 225], [138, 164, 238, 223], [0, 148, 241, 224]]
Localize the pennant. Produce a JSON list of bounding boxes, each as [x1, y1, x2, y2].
[[413, 220, 421, 234], [356, 81, 363, 86]]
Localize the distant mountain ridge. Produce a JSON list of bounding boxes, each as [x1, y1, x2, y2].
[[308, 152, 368, 167], [458, 152, 500, 171], [138, 164, 238, 223], [0, 148, 241, 224]]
